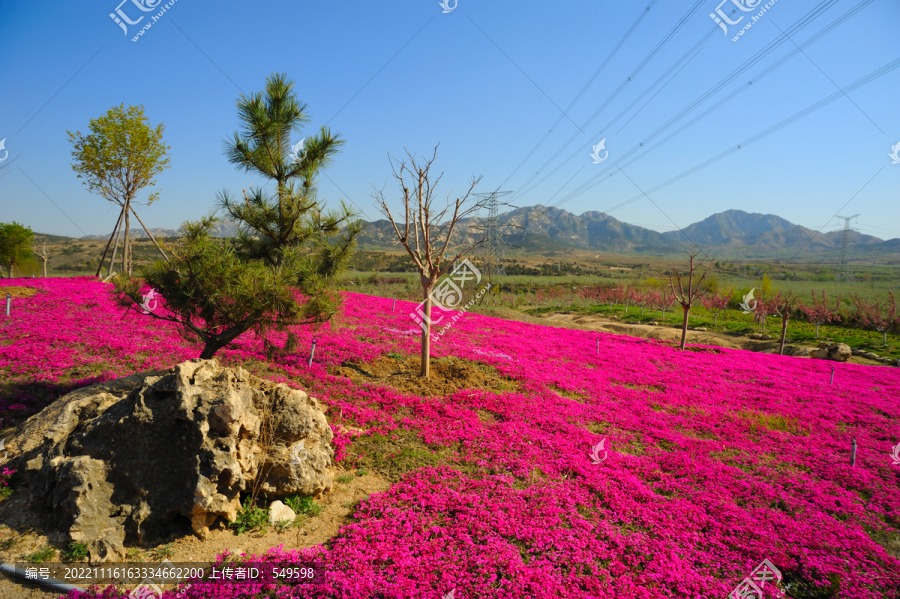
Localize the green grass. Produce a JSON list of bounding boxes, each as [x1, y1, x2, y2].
[[336, 474, 355, 484], [151, 543, 175, 560], [531, 302, 900, 360], [26, 547, 57, 563], [284, 495, 323, 517], [229, 496, 269, 535], [125, 547, 143, 561], [63, 542, 89, 561]]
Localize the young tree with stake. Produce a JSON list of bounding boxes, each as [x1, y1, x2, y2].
[[668, 249, 712, 350], [373, 147, 485, 378], [68, 104, 171, 276]]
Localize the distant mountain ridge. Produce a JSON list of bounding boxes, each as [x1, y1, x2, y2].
[[78, 208, 898, 258], [80, 220, 240, 240]]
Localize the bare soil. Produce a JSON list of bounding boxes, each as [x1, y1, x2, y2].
[[332, 354, 520, 397], [0, 469, 390, 596], [0, 286, 40, 299]]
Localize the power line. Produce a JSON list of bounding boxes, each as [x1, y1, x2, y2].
[[326, 17, 435, 125], [16, 47, 105, 136], [491, 0, 660, 188], [16, 165, 89, 237], [769, 17, 884, 134], [540, 0, 853, 209], [500, 0, 709, 197], [483, 0, 609, 176], [591, 59, 897, 218], [466, 16, 584, 133]]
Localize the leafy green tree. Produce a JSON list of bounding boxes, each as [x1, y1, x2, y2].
[[0, 222, 34, 277], [68, 104, 171, 276], [759, 274, 774, 300], [116, 74, 360, 359], [116, 217, 318, 359]]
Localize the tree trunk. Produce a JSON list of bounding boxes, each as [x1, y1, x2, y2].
[[779, 316, 789, 355], [199, 344, 219, 360], [883, 331, 888, 346], [420, 283, 433, 378], [679, 305, 690, 349], [123, 198, 132, 276], [96, 206, 125, 277], [199, 327, 247, 359], [713, 313, 718, 326], [108, 230, 121, 277], [42, 257, 48, 278], [814, 322, 819, 339]]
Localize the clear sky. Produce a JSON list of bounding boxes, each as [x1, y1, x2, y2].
[[1, 0, 898, 245]]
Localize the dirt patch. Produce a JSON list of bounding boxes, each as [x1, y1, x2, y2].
[[733, 409, 809, 436], [547, 384, 587, 403], [0, 469, 391, 595], [612, 381, 665, 393], [331, 354, 519, 397], [535, 313, 826, 356], [0, 286, 40, 299], [342, 427, 467, 482]]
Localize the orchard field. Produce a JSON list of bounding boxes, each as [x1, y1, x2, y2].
[[0, 277, 899, 598]]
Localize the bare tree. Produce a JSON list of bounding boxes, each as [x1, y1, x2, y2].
[[770, 291, 799, 355], [32, 236, 54, 277], [668, 248, 713, 350], [373, 146, 485, 377]]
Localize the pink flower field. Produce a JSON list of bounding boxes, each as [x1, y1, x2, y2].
[[1, 277, 899, 598]]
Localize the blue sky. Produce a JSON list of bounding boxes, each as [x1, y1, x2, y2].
[[1, 0, 898, 244]]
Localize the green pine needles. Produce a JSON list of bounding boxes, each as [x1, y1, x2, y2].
[[116, 73, 362, 358]]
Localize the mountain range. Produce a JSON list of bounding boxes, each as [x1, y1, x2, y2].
[[79, 208, 899, 259]]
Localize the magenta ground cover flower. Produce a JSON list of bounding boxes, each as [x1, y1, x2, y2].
[[1, 279, 898, 598]]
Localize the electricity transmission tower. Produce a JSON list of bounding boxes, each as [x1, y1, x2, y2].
[[474, 190, 513, 277], [837, 214, 859, 284]]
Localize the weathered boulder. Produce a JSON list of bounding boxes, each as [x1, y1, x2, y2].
[[808, 342, 852, 362], [268, 500, 296, 525], [3, 360, 333, 562]]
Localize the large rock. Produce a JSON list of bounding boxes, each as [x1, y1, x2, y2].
[[808, 342, 852, 362], [3, 360, 333, 562], [268, 500, 296, 525]]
